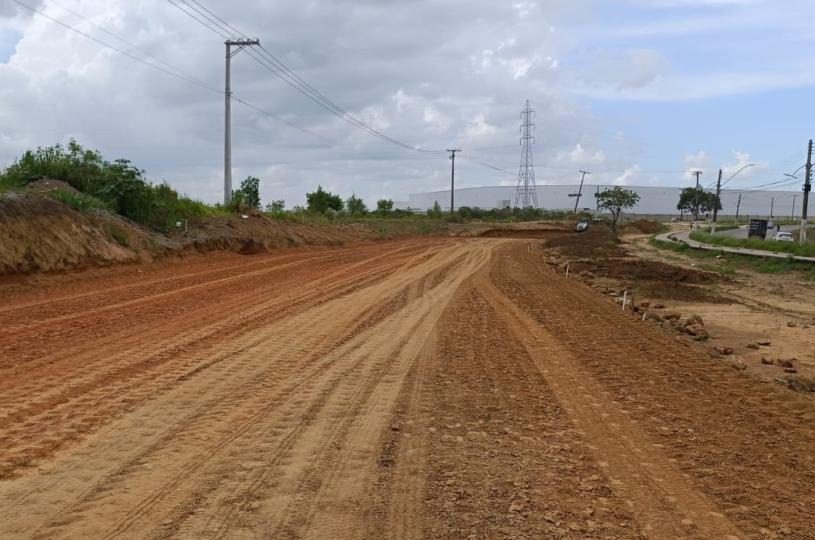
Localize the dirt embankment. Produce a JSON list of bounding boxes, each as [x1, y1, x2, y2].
[[0, 191, 376, 276], [0, 192, 151, 274]]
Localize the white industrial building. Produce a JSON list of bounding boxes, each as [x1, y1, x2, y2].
[[401, 184, 803, 219]]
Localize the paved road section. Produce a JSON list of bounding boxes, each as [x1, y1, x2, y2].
[[1, 238, 814, 538]]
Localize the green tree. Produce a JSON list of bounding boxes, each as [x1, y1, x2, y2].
[[265, 200, 285, 213], [376, 199, 394, 214], [427, 201, 443, 218], [677, 187, 721, 220], [346, 194, 368, 215], [306, 185, 343, 213], [233, 176, 261, 209], [596, 186, 641, 233]]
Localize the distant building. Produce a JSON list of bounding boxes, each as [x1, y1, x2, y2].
[[402, 184, 801, 219]]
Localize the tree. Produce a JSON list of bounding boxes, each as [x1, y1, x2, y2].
[[346, 194, 368, 215], [376, 199, 394, 214], [677, 187, 721, 220], [596, 186, 641, 233], [427, 201, 443, 218], [306, 185, 343, 213], [233, 176, 261, 209], [265, 200, 285, 213]]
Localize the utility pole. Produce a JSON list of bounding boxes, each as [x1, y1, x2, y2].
[[573, 170, 590, 213], [692, 170, 703, 221], [711, 168, 723, 234], [801, 139, 812, 244], [447, 149, 461, 213], [770, 197, 774, 220], [735, 193, 742, 221], [224, 38, 260, 205], [792, 195, 797, 220]]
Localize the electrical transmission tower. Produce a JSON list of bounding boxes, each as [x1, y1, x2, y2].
[[514, 100, 538, 209]]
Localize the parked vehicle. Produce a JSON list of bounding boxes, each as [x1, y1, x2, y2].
[[773, 231, 794, 242]]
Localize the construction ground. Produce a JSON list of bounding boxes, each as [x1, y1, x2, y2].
[[1, 225, 815, 539]]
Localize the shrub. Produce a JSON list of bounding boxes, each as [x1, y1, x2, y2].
[[46, 190, 111, 213], [306, 186, 343, 213]]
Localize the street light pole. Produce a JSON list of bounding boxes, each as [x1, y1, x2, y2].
[[711, 163, 754, 233]]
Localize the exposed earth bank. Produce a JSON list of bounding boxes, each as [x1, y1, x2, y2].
[[0, 190, 375, 275]]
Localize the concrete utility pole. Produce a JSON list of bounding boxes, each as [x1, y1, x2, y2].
[[770, 197, 774, 219], [224, 38, 260, 205], [573, 170, 590, 214], [447, 149, 461, 213], [735, 193, 742, 221], [711, 168, 723, 234], [792, 195, 797, 220], [801, 139, 812, 244]]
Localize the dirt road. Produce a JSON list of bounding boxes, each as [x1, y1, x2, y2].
[[1, 238, 813, 539]]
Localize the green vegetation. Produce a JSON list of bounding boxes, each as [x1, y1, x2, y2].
[[677, 187, 721, 220], [650, 237, 815, 279], [45, 190, 111, 213], [689, 231, 815, 257], [3, 140, 600, 239], [596, 187, 640, 233], [306, 186, 344, 213], [376, 199, 394, 214], [0, 140, 226, 231], [233, 176, 261, 209], [346, 194, 368, 215]]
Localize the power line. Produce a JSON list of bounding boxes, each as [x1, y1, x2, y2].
[[165, 0, 445, 154], [47, 0, 210, 88], [12, 0, 223, 96]]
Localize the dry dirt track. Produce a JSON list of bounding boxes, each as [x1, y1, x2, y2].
[[1, 237, 814, 539]]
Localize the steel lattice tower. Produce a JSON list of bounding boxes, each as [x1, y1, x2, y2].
[[514, 100, 538, 209]]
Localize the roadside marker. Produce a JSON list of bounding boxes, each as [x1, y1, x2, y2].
[[565, 264, 570, 279], [622, 289, 628, 311]]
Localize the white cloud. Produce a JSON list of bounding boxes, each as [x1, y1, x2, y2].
[[557, 143, 606, 165], [576, 48, 669, 91], [613, 165, 640, 186]]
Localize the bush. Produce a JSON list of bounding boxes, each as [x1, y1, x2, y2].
[[46, 190, 111, 213], [0, 141, 226, 232], [306, 186, 343, 213]]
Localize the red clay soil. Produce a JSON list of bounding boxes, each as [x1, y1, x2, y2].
[[1, 237, 814, 539]]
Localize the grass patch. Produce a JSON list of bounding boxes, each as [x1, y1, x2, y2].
[[690, 231, 815, 257], [269, 211, 449, 237], [650, 237, 815, 279], [46, 190, 112, 213]]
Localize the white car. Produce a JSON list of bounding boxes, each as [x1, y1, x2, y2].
[[773, 231, 794, 242]]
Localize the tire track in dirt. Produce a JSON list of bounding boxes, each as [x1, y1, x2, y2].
[[490, 240, 815, 538], [0, 239, 491, 539], [480, 275, 744, 539], [0, 242, 449, 480]]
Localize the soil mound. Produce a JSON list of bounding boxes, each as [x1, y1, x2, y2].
[[479, 228, 565, 239], [0, 192, 144, 274], [0, 192, 377, 276], [178, 214, 374, 255], [544, 228, 626, 258], [25, 178, 79, 195], [622, 219, 662, 235]]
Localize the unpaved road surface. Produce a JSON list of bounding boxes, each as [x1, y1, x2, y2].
[[1, 238, 814, 539]]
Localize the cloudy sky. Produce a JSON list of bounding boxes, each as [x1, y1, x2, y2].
[[1, 0, 814, 206]]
